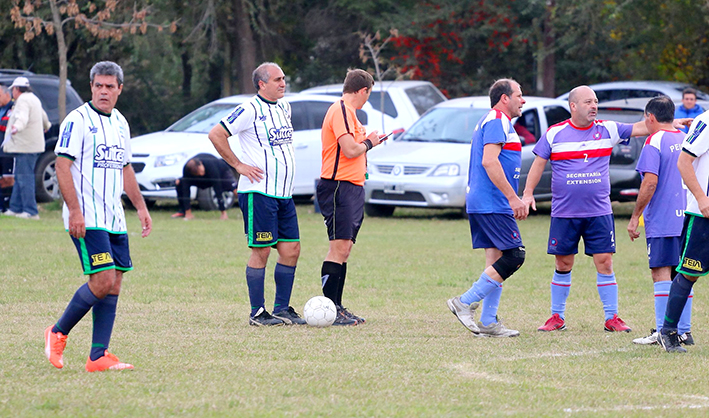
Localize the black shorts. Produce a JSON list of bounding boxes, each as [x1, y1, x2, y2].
[[0, 155, 13, 178], [316, 179, 364, 242], [677, 214, 709, 277]]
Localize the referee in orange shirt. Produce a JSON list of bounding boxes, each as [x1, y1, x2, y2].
[[317, 69, 386, 326]]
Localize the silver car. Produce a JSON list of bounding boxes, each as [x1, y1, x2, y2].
[[363, 96, 570, 216]]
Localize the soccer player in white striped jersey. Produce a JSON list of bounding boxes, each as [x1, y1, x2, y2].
[[208, 62, 305, 326], [44, 61, 152, 372]]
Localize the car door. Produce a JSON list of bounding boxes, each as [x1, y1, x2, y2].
[[289, 99, 330, 196]]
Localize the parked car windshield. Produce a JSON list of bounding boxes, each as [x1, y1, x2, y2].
[[405, 85, 447, 115], [167, 104, 237, 133], [398, 107, 489, 143]]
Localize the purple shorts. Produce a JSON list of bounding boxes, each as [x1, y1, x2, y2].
[[646, 236, 681, 269]]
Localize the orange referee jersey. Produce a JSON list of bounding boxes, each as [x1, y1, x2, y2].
[[320, 99, 368, 186]]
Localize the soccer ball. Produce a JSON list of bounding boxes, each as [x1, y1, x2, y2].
[[303, 296, 337, 327]]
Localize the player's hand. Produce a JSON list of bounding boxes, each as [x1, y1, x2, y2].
[[698, 196, 709, 218], [138, 208, 152, 238], [68, 211, 86, 239], [235, 162, 264, 183], [367, 130, 381, 146], [510, 196, 528, 220], [521, 194, 536, 212], [627, 216, 641, 241], [673, 118, 693, 129]]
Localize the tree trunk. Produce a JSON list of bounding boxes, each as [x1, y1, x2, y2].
[[49, 0, 67, 120], [536, 0, 556, 98], [235, 0, 257, 94]]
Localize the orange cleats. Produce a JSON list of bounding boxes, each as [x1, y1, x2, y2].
[[85, 351, 134, 372], [44, 326, 68, 369]]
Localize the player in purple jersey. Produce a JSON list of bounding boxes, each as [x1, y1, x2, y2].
[[447, 79, 528, 338], [627, 96, 694, 346], [523, 86, 691, 333]]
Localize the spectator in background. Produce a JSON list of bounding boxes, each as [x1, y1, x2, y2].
[[1, 76, 50, 219], [0, 84, 14, 213], [675, 88, 704, 133], [171, 153, 238, 220]]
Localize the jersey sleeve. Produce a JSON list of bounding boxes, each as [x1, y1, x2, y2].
[[331, 103, 361, 142], [119, 112, 131, 165], [54, 110, 86, 160], [611, 122, 633, 145], [220, 104, 256, 137], [683, 119, 709, 157], [635, 138, 660, 176], [481, 118, 507, 146], [532, 131, 552, 160]]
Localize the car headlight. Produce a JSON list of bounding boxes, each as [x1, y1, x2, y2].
[[154, 152, 189, 168], [430, 163, 460, 176]]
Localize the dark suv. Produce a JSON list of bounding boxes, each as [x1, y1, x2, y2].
[[0, 70, 83, 202]]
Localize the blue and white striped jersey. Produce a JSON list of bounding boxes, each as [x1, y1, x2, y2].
[[55, 102, 131, 233], [219, 94, 295, 198]]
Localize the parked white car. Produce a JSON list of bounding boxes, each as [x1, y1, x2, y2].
[[556, 81, 709, 103], [130, 93, 384, 207], [300, 80, 447, 134], [363, 96, 571, 216]]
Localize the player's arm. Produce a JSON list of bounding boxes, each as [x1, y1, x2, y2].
[[482, 143, 528, 220], [337, 130, 381, 159], [56, 156, 85, 239], [123, 163, 152, 238], [521, 155, 548, 212], [627, 172, 657, 241], [678, 151, 709, 217], [207, 123, 264, 183]]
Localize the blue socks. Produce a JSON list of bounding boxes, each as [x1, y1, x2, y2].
[[480, 281, 503, 326], [550, 271, 571, 319], [90, 294, 118, 361], [596, 273, 618, 321], [655, 280, 693, 333], [273, 263, 296, 314], [53, 283, 100, 335], [654, 281, 670, 330], [246, 266, 266, 317], [461, 272, 501, 306], [663, 273, 695, 332]]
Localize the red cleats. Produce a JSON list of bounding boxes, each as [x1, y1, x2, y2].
[[538, 313, 566, 332], [44, 326, 68, 369], [604, 314, 632, 332], [85, 351, 134, 372]]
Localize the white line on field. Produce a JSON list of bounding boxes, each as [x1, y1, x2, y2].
[[497, 346, 634, 361], [448, 363, 517, 384]]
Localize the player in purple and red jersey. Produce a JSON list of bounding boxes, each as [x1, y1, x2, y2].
[[447, 79, 528, 338], [522, 86, 691, 334], [626, 96, 693, 346]]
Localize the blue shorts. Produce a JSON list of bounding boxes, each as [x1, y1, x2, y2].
[[238, 192, 299, 247], [468, 213, 523, 250], [646, 236, 681, 269], [70, 230, 133, 275], [548, 215, 615, 256], [316, 179, 364, 242], [677, 214, 709, 277]]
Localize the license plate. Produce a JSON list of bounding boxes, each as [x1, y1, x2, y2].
[[383, 184, 405, 194]]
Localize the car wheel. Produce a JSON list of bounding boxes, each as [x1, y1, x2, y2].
[[364, 203, 395, 217], [35, 152, 60, 202], [197, 187, 236, 211]]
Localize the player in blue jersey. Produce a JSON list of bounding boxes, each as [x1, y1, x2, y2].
[[447, 79, 528, 338], [44, 61, 152, 372], [208, 62, 305, 327], [659, 109, 709, 353], [627, 96, 694, 346]]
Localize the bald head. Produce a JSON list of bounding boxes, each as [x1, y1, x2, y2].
[[568, 85, 598, 127]]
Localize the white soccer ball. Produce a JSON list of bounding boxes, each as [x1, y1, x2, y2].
[[303, 296, 337, 327]]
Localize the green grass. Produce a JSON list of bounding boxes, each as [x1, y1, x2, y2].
[[1, 201, 708, 417]]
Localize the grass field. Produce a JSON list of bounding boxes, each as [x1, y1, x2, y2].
[[1, 201, 708, 417]]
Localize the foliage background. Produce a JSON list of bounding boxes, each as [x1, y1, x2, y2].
[[1, 0, 709, 135]]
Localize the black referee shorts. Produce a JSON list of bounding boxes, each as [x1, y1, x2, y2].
[[316, 179, 364, 243]]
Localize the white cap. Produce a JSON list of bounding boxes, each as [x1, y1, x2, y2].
[[10, 76, 30, 89]]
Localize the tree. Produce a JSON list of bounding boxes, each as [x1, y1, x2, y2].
[[10, 0, 175, 120]]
